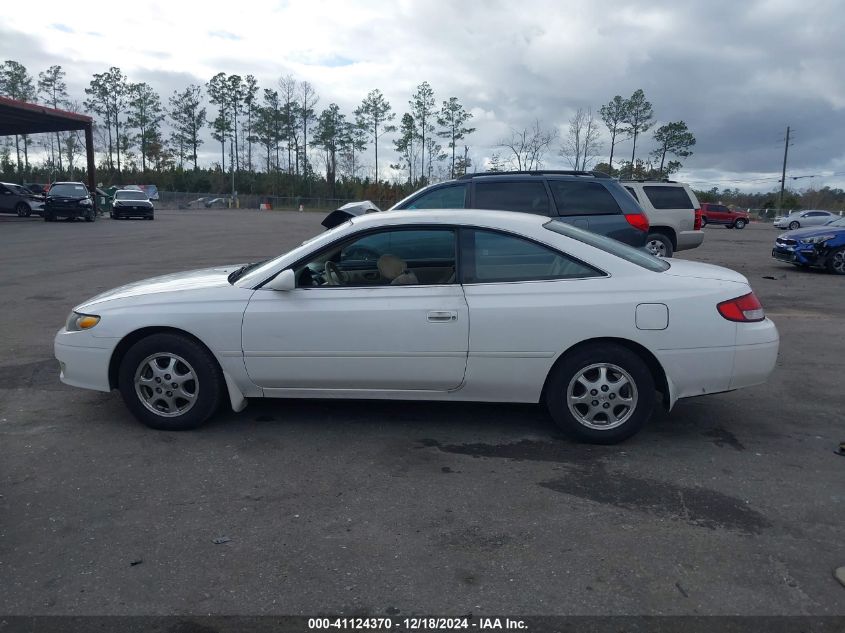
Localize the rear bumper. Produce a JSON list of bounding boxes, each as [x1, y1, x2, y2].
[[676, 229, 704, 251], [729, 318, 779, 390]]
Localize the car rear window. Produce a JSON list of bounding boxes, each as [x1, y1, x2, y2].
[[550, 181, 621, 216], [643, 186, 693, 209], [543, 220, 670, 272], [474, 181, 551, 214]]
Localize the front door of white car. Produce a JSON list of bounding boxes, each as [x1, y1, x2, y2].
[[241, 228, 469, 392]]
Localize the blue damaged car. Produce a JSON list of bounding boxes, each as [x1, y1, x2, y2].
[[772, 215, 845, 275]]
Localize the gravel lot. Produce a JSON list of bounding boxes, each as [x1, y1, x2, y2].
[[1, 209, 843, 616]]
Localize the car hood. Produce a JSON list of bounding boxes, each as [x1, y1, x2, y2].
[[663, 259, 748, 284], [77, 264, 244, 309], [778, 225, 843, 239]]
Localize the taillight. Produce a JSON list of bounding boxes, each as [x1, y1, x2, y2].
[[693, 208, 702, 231], [717, 292, 765, 322], [624, 212, 649, 232]]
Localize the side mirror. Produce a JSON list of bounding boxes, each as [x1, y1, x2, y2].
[[265, 268, 296, 291]]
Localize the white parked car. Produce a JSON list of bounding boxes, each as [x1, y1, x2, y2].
[[773, 210, 836, 230], [54, 210, 779, 443]]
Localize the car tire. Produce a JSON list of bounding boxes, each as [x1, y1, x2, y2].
[[544, 343, 655, 444], [645, 233, 673, 258], [110, 212, 116, 219], [118, 333, 224, 431], [44, 212, 55, 222], [84, 208, 95, 222], [789, 221, 800, 230], [15, 203, 30, 217], [733, 219, 747, 229], [700, 216, 708, 227], [827, 247, 845, 275]]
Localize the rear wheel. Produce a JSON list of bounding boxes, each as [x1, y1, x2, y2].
[[827, 247, 845, 275], [118, 333, 224, 430], [645, 233, 673, 258], [733, 218, 747, 229], [544, 343, 655, 444]]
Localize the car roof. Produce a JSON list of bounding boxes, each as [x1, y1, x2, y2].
[[350, 208, 550, 231]]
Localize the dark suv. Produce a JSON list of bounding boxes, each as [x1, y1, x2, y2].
[[44, 182, 96, 222], [388, 171, 648, 247]]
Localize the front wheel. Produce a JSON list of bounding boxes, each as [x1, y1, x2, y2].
[[544, 344, 655, 444], [84, 208, 95, 222], [15, 203, 30, 217], [44, 212, 55, 222], [645, 233, 673, 258], [700, 216, 708, 227], [827, 247, 845, 275], [118, 333, 224, 430], [733, 219, 747, 229], [789, 221, 800, 230]]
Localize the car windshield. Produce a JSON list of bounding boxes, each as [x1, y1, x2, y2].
[[116, 191, 148, 201], [543, 220, 670, 272], [825, 216, 845, 227], [50, 183, 88, 197]]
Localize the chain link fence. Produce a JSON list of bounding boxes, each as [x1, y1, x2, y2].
[[156, 192, 398, 212]]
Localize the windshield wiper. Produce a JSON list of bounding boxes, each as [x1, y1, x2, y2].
[[227, 260, 266, 284]]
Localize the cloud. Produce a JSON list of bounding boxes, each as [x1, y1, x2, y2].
[[50, 23, 74, 33], [1, 0, 844, 190], [209, 31, 242, 41]]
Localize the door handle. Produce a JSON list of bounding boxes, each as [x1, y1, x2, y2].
[[427, 310, 458, 322]]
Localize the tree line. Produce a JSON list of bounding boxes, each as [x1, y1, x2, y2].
[[1, 59, 698, 198]]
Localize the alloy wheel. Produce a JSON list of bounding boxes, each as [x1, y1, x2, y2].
[[646, 238, 667, 257], [566, 363, 638, 430], [832, 250, 845, 275], [134, 353, 199, 417]]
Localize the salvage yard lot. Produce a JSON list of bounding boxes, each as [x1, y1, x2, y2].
[[0, 210, 843, 615]]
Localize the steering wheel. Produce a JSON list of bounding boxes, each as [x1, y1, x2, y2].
[[324, 261, 348, 286]]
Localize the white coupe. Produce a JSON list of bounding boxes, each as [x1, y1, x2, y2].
[[54, 210, 779, 443]]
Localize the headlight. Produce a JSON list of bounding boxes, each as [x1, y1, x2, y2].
[[66, 312, 100, 331], [799, 235, 835, 245], [79, 198, 93, 207]]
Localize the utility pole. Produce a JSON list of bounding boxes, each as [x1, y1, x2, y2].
[[779, 126, 790, 209]]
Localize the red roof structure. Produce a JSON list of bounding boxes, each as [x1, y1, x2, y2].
[[0, 96, 96, 201]]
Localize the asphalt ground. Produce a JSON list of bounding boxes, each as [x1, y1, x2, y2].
[[0, 209, 843, 616]]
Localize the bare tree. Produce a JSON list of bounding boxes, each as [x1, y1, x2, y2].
[[498, 120, 559, 171], [560, 108, 602, 171]]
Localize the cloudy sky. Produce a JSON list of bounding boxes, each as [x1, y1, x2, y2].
[[3, 0, 845, 192]]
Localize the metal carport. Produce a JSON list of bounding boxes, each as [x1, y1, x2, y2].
[[0, 95, 96, 203]]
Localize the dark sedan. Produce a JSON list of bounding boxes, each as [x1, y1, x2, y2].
[[110, 189, 154, 220], [44, 182, 96, 222], [772, 216, 845, 275]]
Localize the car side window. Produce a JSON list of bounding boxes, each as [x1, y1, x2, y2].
[[550, 181, 621, 216], [404, 184, 467, 209], [624, 186, 639, 202], [642, 186, 694, 209], [295, 229, 457, 287], [462, 229, 603, 283], [474, 181, 551, 214]]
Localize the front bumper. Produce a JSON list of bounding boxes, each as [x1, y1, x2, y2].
[[48, 206, 91, 218], [772, 243, 825, 266], [113, 206, 153, 216], [54, 331, 117, 392], [676, 229, 705, 252]]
